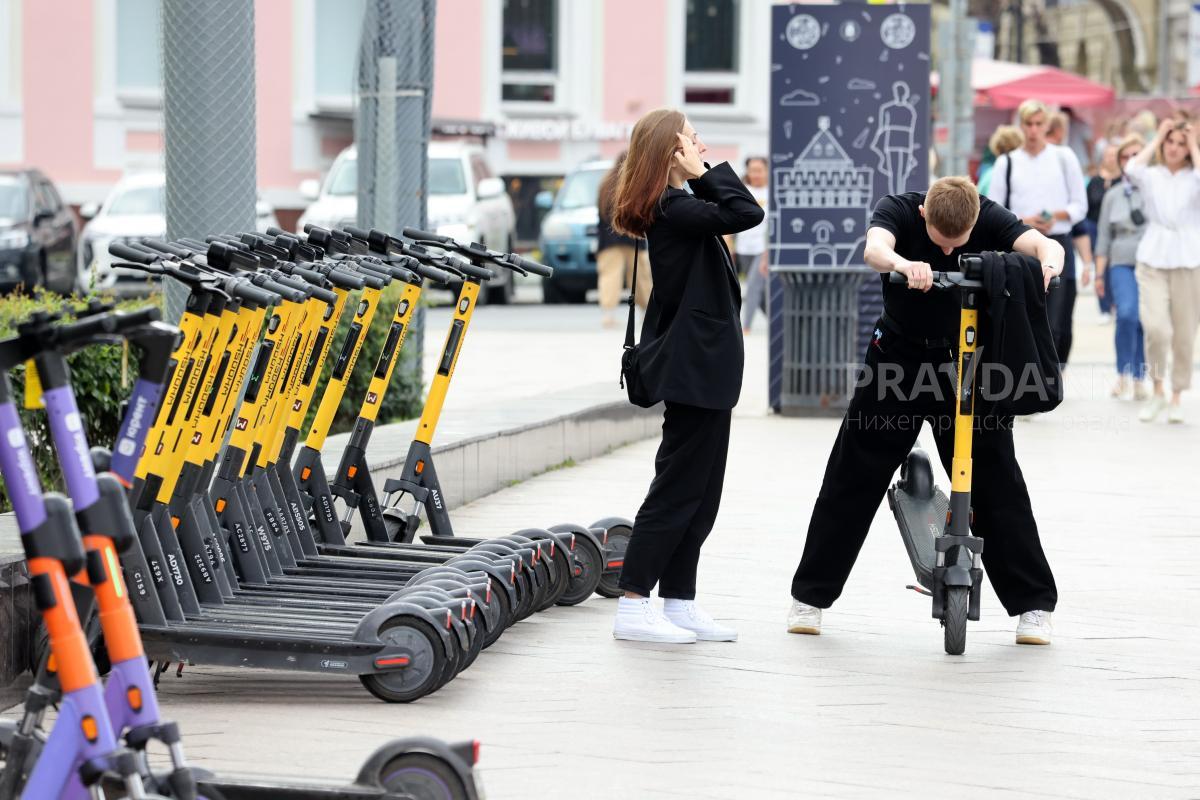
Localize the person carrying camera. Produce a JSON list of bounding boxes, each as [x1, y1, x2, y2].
[[1121, 118, 1200, 424], [786, 177, 1065, 646]]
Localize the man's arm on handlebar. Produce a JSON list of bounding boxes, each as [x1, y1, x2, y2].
[[864, 226, 932, 292], [1012, 228, 1065, 290]]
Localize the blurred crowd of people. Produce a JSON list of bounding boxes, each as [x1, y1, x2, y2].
[[977, 101, 1200, 423]]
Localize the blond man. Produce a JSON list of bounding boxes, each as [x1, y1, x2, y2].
[[787, 177, 1065, 646], [987, 99, 1087, 367]]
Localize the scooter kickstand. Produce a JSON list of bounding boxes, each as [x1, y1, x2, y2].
[[906, 584, 933, 597]]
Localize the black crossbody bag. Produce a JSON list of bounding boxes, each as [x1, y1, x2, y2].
[[619, 242, 656, 408]]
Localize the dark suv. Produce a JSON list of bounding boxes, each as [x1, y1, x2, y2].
[[0, 169, 77, 294]]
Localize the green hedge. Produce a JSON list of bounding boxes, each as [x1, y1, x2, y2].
[[0, 289, 157, 513]]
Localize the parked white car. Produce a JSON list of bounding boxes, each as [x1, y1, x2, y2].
[[296, 142, 518, 303], [77, 172, 278, 295]]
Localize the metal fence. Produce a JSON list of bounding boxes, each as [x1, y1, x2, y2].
[[356, 0, 437, 394], [161, 0, 258, 324], [773, 267, 873, 415]]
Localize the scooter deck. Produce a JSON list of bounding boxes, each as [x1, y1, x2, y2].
[[887, 484, 947, 592]]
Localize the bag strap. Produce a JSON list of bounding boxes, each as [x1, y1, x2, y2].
[[1004, 153, 1013, 210], [624, 240, 640, 350]]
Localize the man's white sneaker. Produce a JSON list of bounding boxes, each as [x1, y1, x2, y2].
[[1015, 610, 1052, 645], [612, 597, 697, 644], [786, 599, 822, 635], [1168, 404, 1185, 424], [1139, 394, 1167, 422], [663, 599, 737, 642]]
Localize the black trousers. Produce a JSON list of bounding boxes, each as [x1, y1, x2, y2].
[[619, 402, 732, 599], [790, 331, 1058, 617], [1047, 234, 1077, 367]]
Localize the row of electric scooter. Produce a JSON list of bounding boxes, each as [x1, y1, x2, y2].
[[0, 224, 631, 798]]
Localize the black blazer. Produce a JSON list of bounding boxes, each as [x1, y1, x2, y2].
[[636, 161, 765, 410]]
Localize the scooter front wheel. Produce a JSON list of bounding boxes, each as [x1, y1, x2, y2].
[[360, 618, 447, 703], [943, 586, 969, 656], [379, 752, 471, 800]]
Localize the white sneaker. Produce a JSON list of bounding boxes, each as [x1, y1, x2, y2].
[[1139, 394, 1167, 422], [663, 599, 737, 642], [1015, 610, 1052, 645], [786, 599, 822, 635], [1168, 404, 1184, 424], [613, 597, 697, 644]]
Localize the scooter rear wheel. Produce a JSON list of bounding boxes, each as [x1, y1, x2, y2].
[[360, 618, 447, 703], [378, 752, 470, 799], [555, 530, 603, 606], [943, 586, 969, 656], [593, 521, 631, 599]]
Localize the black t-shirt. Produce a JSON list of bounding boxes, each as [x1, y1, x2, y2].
[[870, 191, 1030, 339]]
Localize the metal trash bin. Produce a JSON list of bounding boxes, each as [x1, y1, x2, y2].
[[771, 265, 876, 415]]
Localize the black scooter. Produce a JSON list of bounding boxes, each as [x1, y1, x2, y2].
[[887, 254, 1057, 655]]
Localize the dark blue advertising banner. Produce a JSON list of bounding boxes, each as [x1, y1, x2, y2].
[[768, 3, 931, 411]]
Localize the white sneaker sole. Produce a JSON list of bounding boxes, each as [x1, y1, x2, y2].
[[613, 630, 697, 644], [1015, 633, 1051, 645], [692, 630, 738, 642], [787, 623, 821, 635]]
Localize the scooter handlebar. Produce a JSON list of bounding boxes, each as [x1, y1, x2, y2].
[[228, 279, 282, 307], [503, 252, 552, 277], [402, 226, 451, 245], [139, 239, 194, 260], [887, 270, 1061, 290], [447, 255, 494, 282], [108, 242, 159, 265]]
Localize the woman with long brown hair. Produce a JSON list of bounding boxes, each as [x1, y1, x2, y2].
[[596, 152, 651, 328], [610, 108, 764, 644]]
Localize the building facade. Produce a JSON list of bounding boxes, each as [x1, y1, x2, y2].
[[0, 0, 773, 239], [992, 0, 1191, 96]]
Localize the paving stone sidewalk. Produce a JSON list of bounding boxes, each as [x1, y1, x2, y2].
[[110, 369, 1199, 798]]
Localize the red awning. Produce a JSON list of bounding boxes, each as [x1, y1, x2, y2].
[[932, 59, 1116, 110]]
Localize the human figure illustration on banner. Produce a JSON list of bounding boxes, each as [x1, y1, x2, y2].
[[871, 82, 919, 194]]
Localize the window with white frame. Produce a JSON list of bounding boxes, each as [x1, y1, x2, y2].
[[683, 0, 739, 105], [501, 0, 558, 103], [116, 0, 161, 96], [314, 0, 366, 108]]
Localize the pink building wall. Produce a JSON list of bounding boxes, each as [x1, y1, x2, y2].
[[5, 0, 733, 202], [432, 0, 484, 121], [20, 1, 119, 185]]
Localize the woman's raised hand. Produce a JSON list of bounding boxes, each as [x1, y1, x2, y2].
[[674, 132, 707, 180]]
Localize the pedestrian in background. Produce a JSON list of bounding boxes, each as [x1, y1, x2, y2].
[[1082, 142, 1124, 319], [596, 151, 651, 329], [1122, 118, 1200, 424], [1047, 110, 1106, 320], [977, 125, 1024, 197], [610, 108, 762, 644], [1094, 134, 1148, 401], [737, 156, 770, 333], [987, 99, 1088, 369]]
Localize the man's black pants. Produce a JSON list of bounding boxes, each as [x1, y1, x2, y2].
[[1047, 233, 1077, 367], [619, 402, 732, 599], [790, 331, 1058, 616]]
